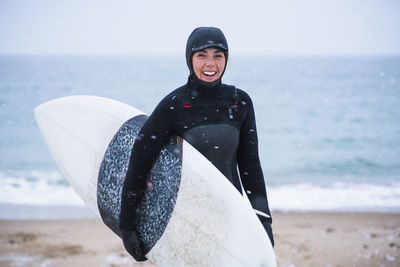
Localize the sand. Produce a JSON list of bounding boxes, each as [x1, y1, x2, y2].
[[0, 212, 399, 267]]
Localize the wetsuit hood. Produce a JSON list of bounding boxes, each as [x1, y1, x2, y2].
[[185, 27, 229, 90]]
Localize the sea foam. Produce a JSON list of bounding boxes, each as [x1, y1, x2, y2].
[[269, 182, 400, 212], [1, 170, 399, 213], [0, 170, 84, 206]]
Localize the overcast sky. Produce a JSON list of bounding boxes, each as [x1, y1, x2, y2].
[[1, 0, 400, 56]]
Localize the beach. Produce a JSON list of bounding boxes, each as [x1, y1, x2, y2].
[[1, 212, 399, 267]]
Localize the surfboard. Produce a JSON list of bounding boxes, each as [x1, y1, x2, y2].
[[34, 95, 276, 267]]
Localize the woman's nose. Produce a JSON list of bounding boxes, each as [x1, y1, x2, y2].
[[205, 58, 215, 66]]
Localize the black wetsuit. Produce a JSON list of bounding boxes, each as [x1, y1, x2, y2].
[[120, 27, 274, 261]]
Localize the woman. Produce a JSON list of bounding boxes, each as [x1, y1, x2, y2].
[[120, 27, 274, 261]]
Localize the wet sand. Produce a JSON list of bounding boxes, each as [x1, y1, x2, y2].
[[0, 212, 399, 267]]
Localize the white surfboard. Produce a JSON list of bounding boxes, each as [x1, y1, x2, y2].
[[34, 95, 276, 267]]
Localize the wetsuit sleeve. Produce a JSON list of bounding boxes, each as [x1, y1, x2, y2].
[[237, 92, 274, 246], [119, 95, 176, 260]]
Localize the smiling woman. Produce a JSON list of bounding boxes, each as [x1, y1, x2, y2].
[[119, 26, 274, 261]]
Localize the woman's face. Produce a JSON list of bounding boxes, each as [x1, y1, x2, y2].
[[192, 48, 226, 83]]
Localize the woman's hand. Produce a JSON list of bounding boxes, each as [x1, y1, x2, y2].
[[121, 228, 147, 261], [257, 214, 275, 247], [119, 177, 146, 261], [263, 222, 275, 247]]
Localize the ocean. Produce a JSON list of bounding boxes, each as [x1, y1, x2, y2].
[[0, 55, 399, 218]]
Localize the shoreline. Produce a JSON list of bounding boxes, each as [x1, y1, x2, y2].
[[0, 212, 399, 266], [0, 203, 96, 220], [2, 202, 400, 220]]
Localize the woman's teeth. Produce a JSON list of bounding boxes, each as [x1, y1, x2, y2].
[[203, 71, 216, 76]]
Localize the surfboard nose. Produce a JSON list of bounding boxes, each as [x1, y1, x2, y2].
[[34, 95, 144, 216]]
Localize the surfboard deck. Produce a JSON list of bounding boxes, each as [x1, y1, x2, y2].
[[35, 95, 276, 267]]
